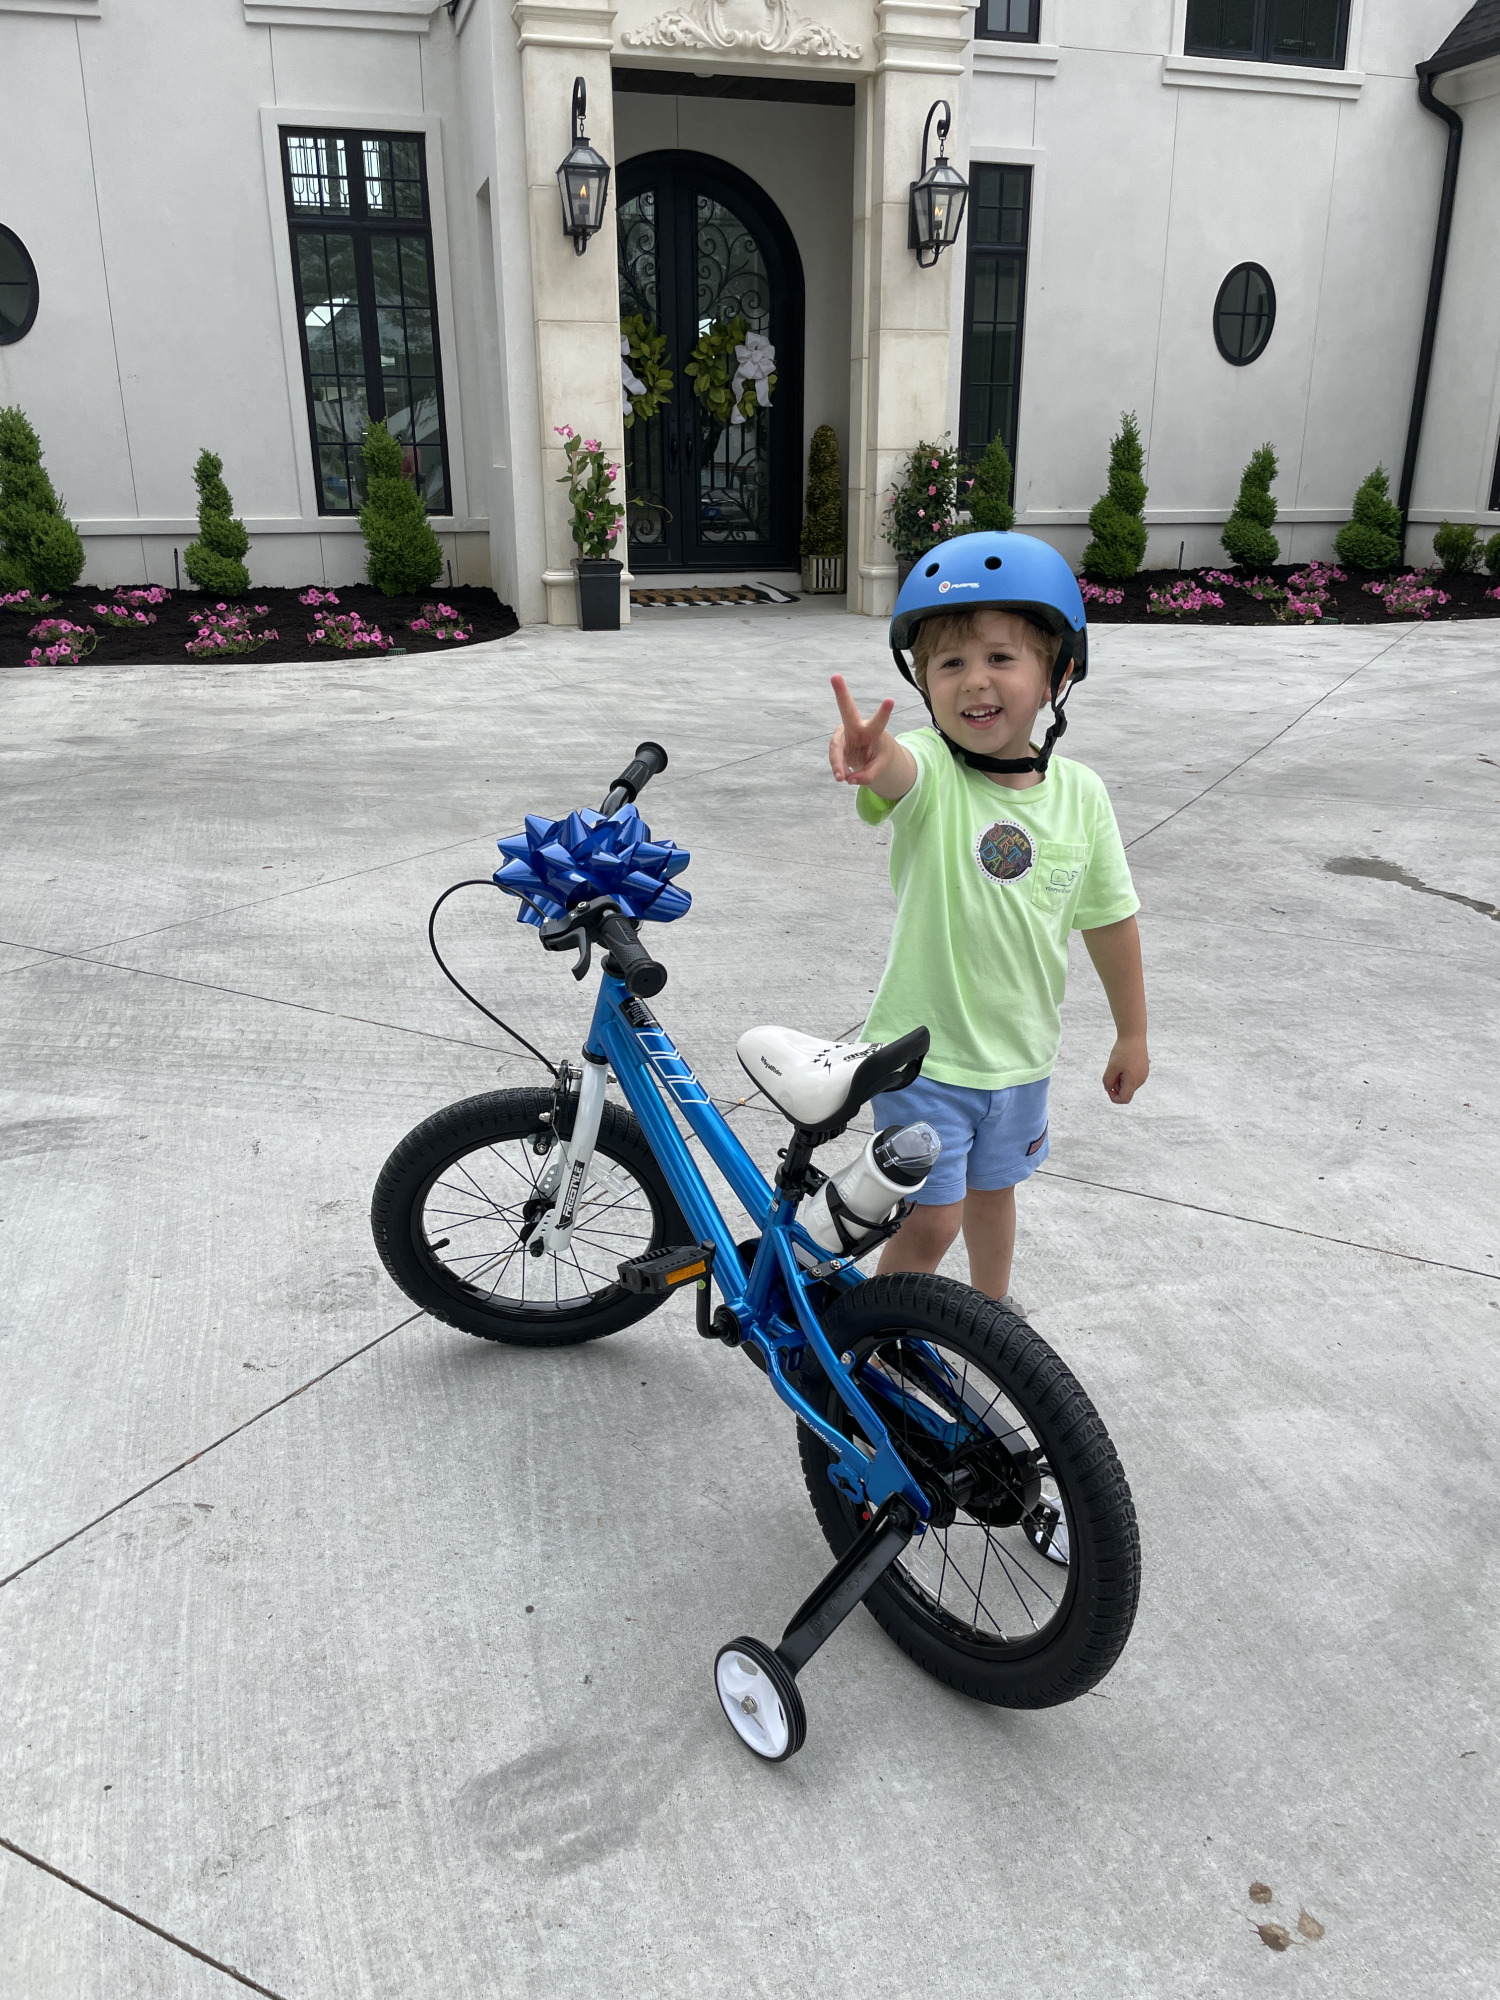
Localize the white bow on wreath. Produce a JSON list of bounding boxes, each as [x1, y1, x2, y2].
[[622, 334, 648, 418], [729, 331, 776, 424]]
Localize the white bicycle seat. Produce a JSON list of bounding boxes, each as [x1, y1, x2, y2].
[[736, 1024, 928, 1129]]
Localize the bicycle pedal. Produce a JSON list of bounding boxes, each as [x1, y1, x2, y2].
[[616, 1243, 715, 1296]]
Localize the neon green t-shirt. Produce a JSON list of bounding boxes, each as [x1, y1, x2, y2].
[[856, 728, 1139, 1089]]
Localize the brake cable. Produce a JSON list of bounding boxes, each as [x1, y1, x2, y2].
[[427, 879, 559, 1079]]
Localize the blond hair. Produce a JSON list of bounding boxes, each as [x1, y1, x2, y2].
[[910, 608, 1061, 691]]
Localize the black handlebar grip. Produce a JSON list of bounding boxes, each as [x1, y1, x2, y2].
[[599, 912, 668, 998], [607, 741, 669, 807]]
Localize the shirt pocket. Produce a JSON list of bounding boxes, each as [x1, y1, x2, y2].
[[1029, 842, 1091, 921]]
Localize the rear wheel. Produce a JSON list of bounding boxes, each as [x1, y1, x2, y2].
[[370, 1088, 687, 1345], [798, 1273, 1140, 1707]]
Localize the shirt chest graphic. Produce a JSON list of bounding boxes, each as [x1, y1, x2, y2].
[[974, 819, 1035, 884], [972, 818, 1085, 899]]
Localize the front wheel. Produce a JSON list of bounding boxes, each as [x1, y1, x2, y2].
[[370, 1088, 688, 1345], [799, 1273, 1140, 1707]]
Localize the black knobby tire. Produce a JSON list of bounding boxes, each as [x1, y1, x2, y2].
[[798, 1273, 1140, 1707], [370, 1088, 688, 1346]]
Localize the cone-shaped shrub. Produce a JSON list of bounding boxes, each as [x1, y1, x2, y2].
[[359, 420, 443, 594], [800, 423, 844, 558], [183, 449, 251, 597], [968, 431, 1015, 533], [0, 406, 85, 593], [1222, 444, 1280, 569], [1334, 465, 1401, 572], [1432, 519, 1480, 575], [1485, 531, 1500, 578], [1081, 413, 1148, 581]]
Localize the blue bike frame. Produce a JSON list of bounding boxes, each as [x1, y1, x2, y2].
[[585, 972, 932, 1525]]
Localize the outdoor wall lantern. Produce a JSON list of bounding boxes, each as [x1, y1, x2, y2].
[[557, 78, 611, 255], [908, 101, 969, 268]]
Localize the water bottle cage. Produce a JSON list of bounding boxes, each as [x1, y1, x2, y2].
[[820, 1178, 914, 1261]]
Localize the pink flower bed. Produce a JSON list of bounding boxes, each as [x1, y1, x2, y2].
[[185, 604, 278, 656], [1148, 580, 1225, 618], [409, 601, 473, 642], [1079, 581, 1124, 607], [27, 618, 97, 666], [307, 608, 391, 652], [1363, 573, 1451, 619]]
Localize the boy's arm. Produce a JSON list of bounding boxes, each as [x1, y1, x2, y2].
[[1082, 915, 1150, 1104], [829, 674, 917, 801]]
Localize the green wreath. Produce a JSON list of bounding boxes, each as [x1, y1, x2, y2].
[[621, 313, 674, 428], [685, 316, 775, 426]]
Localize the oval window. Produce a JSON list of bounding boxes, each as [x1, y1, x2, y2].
[[1214, 262, 1275, 367], [0, 225, 39, 344]]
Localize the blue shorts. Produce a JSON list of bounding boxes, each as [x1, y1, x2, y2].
[[867, 1075, 1050, 1206]]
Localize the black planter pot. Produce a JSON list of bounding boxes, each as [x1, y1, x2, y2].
[[574, 556, 623, 631]]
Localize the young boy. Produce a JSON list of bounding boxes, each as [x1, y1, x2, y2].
[[828, 530, 1148, 1310]]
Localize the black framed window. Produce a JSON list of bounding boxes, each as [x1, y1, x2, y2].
[[1185, 0, 1350, 67], [960, 164, 1031, 471], [280, 129, 452, 515], [0, 224, 39, 344], [974, 0, 1040, 40], [1490, 432, 1500, 515], [1214, 263, 1276, 365]]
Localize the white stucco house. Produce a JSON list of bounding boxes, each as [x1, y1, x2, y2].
[[2, 0, 1498, 622]]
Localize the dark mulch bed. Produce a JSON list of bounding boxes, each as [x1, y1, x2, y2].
[[1086, 564, 1500, 625], [0, 584, 518, 669]]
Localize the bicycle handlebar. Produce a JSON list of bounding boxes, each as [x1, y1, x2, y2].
[[599, 741, 668, 816], [600, 910, 668, 998]]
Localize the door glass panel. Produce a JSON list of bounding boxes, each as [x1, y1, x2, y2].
[[297, 231, 368, 510], [370, 234, 448, 511], [618, 189, 671, 556], [694, 193, 772, 548]]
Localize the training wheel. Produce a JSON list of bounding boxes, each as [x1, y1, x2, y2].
[[713, 1636, 806, 1762]]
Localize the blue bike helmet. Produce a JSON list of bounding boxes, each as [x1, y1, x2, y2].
[[889, 530, 1088, 777]]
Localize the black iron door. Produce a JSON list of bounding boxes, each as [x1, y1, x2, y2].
[[617, 152, 804, 571]]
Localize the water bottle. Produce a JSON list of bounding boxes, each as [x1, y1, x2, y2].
[[800, 1121, 941, 1258]]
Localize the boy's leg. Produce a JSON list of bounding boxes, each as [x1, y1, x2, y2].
[[961, 1184, 1017, 1300], [876, 1199, 964, 1275]]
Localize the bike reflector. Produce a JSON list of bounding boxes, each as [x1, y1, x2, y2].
[[617, 1243, 716, 1295], [494, 803, 691, 926]]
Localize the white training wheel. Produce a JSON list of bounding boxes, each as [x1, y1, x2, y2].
[[713, 1636, 806, 1762]]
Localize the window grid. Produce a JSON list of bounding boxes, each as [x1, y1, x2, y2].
[[974, 0, 1040, 43], [1185, 0, 1350, 67], [1213, 263, 1276, 366], [280, 128, 452, 517], [960, 164, 1032, 475]]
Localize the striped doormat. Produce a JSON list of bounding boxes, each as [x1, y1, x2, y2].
[[629, 581, 799, 608]]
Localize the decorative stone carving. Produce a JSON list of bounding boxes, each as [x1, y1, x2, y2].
[[623, 0, 860, 61]]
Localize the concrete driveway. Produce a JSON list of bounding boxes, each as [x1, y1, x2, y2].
[[1, 611, 1495, 1998]]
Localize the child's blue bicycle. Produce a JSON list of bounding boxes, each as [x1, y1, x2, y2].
[[372, 745, 1140, 1760]]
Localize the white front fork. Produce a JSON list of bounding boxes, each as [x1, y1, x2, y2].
[[536, 1057, 610, 1256]]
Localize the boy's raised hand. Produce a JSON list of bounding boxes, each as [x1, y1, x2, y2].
[[829, 675, 897, 785]]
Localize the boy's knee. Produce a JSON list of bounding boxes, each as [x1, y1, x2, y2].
[[898, 1200, 964, 1251]]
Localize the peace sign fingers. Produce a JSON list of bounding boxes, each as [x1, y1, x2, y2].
[[829, 675, 896, 784]]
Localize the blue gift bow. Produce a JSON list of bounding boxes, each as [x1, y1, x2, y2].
[[493, 804, 691, 927]]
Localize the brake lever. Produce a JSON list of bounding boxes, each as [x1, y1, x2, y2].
[[539, 914, 593, 981]]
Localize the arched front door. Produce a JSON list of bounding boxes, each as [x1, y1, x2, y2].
[[617, 152, 804, 571]]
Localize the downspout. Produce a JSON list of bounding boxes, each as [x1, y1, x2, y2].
[[1397, 68, 1464, 562]]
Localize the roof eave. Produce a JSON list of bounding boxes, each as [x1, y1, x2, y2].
[[1419, 35, 1500, 79]]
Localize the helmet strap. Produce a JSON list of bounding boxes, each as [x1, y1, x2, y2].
[[894, 638, 1078, 780]]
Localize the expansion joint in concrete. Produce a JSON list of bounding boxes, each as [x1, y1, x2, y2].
[[0, 1835, 289, 1998]]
